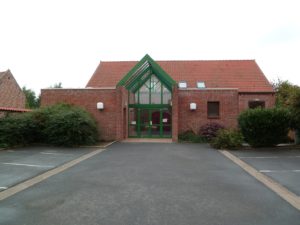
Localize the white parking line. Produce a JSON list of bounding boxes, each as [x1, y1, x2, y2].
[[40, 152, 73, 156], [240, 156, 300, 159], [0, 187, 7, 190], [260, 170, 300, 173], [240, 156, 279, 159], [220, 150, 300, 211], [3, 163, 53, 168]]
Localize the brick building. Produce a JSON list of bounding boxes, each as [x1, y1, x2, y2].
[[0, 70, 28, 117], [41, 54, 275, 142]]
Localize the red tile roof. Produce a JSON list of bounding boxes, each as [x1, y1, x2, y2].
[[86, 60, 274, 92], [0, 107, 32, 112]]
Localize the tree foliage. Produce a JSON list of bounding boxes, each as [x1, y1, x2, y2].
[[22, 86, 40, 109], [238, 108, 290, 147], [0, 103, 98, 147]]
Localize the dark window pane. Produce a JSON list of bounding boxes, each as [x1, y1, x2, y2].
[[207, 102, 220, 118], [248, 101, 265, 109]]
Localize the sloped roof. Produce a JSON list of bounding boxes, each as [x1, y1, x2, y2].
[[86, 59, 274, 92]]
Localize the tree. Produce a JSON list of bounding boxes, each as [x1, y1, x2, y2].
[[50, 82, 62, 88], [272, 79, 300, 108], [22, 87, 40, 109]]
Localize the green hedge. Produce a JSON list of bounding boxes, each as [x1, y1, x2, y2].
[[238, 108, 290, 147], [0, 104, 98, 147], [211, 129, 243, 149], [178, 130, 207, 143]]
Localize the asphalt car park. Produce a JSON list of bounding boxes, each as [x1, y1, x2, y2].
[[0, 146, 94, 191], [0, 143, 299, 225], [229, 147, 300, 196]]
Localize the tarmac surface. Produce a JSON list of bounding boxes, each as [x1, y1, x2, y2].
[[0, 143, 299, 225]]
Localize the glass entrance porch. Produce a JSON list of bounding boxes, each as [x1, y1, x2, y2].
[[118, 54, 176, 139], [129, 107, 172, 138]]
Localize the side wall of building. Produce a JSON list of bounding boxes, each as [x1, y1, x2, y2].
[[0, 72, 26, 108], [177, 89, 239, 135], [41, 88, 119, 141], [238, 93, 275, 112]]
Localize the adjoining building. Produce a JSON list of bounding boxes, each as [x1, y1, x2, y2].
[[41, 54, 275, 142], [0, 70, 28, 117]]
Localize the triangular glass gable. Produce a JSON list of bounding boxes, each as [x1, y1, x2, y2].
[[117, 54, 176, 93]]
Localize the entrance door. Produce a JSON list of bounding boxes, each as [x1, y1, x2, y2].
[[128, 108, 171, 138]]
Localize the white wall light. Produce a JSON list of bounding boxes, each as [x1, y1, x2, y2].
[[190, 103, 197, 110], [97, 102, 104, 110]]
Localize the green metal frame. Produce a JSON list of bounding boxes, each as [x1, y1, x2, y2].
[[128, 107, 172, 138], [118, 54, 174, 138], [117, 54, 176, 92]]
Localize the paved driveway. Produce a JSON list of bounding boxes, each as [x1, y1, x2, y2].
[[0, 146, 93, 191], [229, 147, 300, 196], [0, 143, 299, 225]]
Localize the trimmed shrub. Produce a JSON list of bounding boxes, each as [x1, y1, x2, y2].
[[178, 130, 207, 143], [0, 113, 38, 147], [42, 104, 98, 146], [211, 129, 243, 149], [238, 108, 290, 147], [199, 122, 225, 141], [0, 103, 99, 147]]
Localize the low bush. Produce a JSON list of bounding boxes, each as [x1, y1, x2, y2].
[[42, 104, 98, 146], [238, 108, 290, 147], [199, 122, 225, 141], [178, 130, 207, 143], [0, 103, 99, 147], [211, 129, 243, 149], [0, 113, 37, 147]]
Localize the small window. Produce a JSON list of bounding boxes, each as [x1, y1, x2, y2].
[[248, 100, 265, 109], [178, 81, 187, 88], [197, 81, 206, 89], [207, 102, 220, 118]]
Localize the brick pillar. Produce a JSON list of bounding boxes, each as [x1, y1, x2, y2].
[[115, 86, 123, 141], [172, 86, 179, 142], [115, 86, 128, 141]]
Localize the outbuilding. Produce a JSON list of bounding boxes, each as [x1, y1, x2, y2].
[[41, 54, 275, 142]]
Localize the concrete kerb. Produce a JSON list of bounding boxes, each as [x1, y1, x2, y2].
[[0, 148, 108, 201], [80, 141, 117, 148], [219, 150, 300, 211]]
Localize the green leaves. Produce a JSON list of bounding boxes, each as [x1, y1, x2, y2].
[[0, 104, 98, 147], [238, 108, 290, 147]]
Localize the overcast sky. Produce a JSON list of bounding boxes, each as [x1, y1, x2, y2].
[[0, 0, 299, 94]]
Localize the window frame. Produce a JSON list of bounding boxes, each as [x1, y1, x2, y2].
[[207, 101, 220, 118], [248, 100, 265, 109]]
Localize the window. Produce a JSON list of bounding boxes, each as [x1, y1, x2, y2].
[[197, 81, 206, 89], [207, 102, 220, 118], [248, 100, 265, 109], [178, 81, 187, 88]]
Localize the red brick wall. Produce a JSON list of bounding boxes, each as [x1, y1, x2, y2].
[[0, 71, 25, 108], [177, 89, 239, 134], [239, 93, 275, 112], [41, 88, 118, 141]]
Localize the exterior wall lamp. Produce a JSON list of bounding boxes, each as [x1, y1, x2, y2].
[[97, 102, 104, 110], [190, 103, 197, 111]]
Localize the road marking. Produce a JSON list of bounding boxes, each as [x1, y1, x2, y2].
[[219, 150, 300, 211], [240, 156, 300, 159], [260, 170, 300, 173], [0, 187, 7, 191], [3, 163, 53, 168], [40, 152, 73, 156], [240, 156, 279, 159], [0, 148, 106, 201]]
